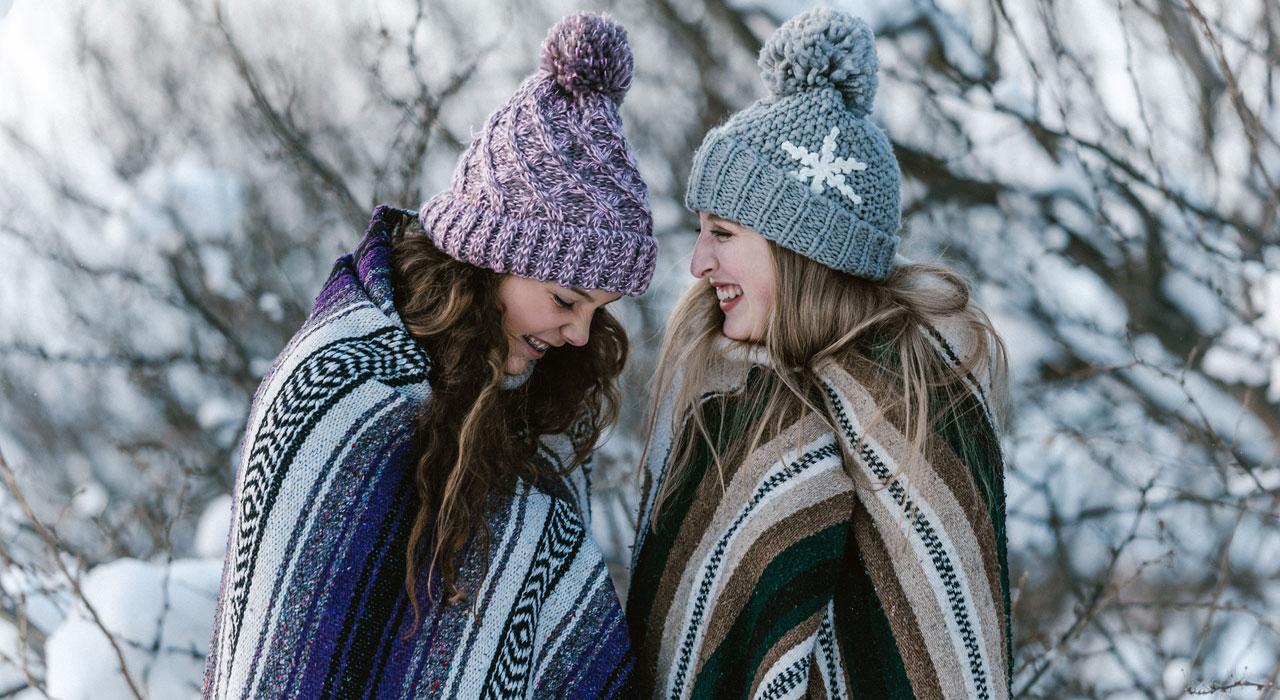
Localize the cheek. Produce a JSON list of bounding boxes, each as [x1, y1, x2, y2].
[[504, 299, 558, 336]]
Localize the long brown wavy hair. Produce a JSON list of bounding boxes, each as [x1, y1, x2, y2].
[[647, 239, 1008, 520], [389, 226, 626, 629]]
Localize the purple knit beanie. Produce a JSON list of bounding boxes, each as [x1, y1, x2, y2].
[[419, 13, 656, 296]]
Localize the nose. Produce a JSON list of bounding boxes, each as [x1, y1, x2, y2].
[[562, 315, 590, 347], [690, 228, 716, 279]]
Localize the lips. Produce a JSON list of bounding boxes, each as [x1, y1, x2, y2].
[[523, 334, 550, 357], [713, 282, 744, 311]]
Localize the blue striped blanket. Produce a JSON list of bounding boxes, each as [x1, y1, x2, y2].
[[202, 206, 634, 699]]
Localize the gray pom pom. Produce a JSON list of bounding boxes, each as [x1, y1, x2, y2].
[[758, 8, 879, 116], [541, 12, 634, 104]]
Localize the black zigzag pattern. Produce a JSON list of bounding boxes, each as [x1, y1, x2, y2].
[[820, 379, 991, 700], [816, 608, 844, 700], [481, 496, 585, 698], [670, 439, 842, 700], [925, 325, 999, 436], [756, 653, 812, 700], [224, 326, 429, 665]]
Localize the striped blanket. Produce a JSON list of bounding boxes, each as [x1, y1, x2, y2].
[[203, 206, 633, 699], [628, 340, 1010, 700]]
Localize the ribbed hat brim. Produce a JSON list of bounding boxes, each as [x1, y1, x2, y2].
[[420, 191, 658, 296], [685, 133, 899, 282]]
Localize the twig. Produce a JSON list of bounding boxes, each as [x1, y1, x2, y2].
[[0, 445, 146, 700]]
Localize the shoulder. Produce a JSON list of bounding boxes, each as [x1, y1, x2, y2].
[[254, 306, 432, 415], [487, 481, 593, 561]]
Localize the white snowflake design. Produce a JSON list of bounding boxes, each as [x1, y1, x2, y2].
[[781, 126, 867, 204]]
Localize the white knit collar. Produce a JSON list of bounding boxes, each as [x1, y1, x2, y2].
[[714, 336, 774, 369]]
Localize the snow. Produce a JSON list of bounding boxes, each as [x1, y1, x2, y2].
[[1161, 269, 1225, 334], [105, 159, 244, 256], [195, 495, 233, 560], [1032, 256, 1129, 332], [70, 481, 109, 518], [1203, 325, 1270, 385], [921, 4, 986, 80], [257, 293, 285, 323], [1, 0, 1276, 696], [43, 558, 221, 700], [818, 0, 922, 31]]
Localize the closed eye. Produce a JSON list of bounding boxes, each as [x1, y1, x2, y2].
[[553, 294, 574, 310], [710, 228, 732, 240]]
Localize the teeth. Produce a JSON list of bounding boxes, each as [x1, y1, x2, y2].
[[524, 335, 549, 352], [715, 285, 743, 302]]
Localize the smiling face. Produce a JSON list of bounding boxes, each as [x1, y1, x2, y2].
[[496, 277, 622, 374], [689, 212, 777, 342]]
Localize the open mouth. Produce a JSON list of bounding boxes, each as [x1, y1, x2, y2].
[[715, 285, 743, 302], [523, 335, 550, 353]]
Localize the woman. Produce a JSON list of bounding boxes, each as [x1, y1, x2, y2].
[[203, 13, 654, 699], [628, 9, 1011, 700]]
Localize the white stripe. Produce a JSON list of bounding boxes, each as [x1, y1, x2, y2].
[[230, 386, 404, 694], [664, 433, 841, 700], [529, 558, 612, 683], [815, 601, 847, 700], [440, 487, 552, 698], [828, 381, 994, 700], [752, 638, 813, 700]]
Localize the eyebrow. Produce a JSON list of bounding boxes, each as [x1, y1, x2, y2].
[[567, 286, 618, 305]]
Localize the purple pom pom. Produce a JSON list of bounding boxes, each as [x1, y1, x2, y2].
[[540, 12, 634, 104]]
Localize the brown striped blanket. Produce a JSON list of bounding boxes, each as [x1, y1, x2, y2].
[[628, 341, 1010, 699]]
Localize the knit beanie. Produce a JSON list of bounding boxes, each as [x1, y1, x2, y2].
[[685, 8, 901, 282], [419, 13, 656, 296]]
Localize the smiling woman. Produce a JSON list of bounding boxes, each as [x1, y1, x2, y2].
[[498, 277, 622, 374], [690, 212, 776, 342], [202, 12, 655, 700], [629, 9, 1011, 700]]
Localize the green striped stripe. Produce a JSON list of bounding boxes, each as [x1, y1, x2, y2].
[[689, 525, 846, 700]]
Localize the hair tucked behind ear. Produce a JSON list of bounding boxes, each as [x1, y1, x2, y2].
[[390, 228, 626, 632], [646, 240, 1007, 520]]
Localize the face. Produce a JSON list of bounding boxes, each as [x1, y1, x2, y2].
[[496, 277, 622, 375], [689, 212, 776, 342]]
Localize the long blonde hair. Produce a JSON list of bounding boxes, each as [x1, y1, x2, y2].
[[645, 240, 1007, 519]]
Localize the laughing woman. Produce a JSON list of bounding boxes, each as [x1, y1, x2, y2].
[[203, 13, 653, 699], [628, 9, 1012, 700]]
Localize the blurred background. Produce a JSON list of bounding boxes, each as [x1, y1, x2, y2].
[[0, 0, 1276, 697]]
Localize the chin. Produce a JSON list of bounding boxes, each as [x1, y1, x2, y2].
[[505, 358, 530, 375]]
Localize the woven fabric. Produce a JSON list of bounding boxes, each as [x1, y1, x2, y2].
[[684, 9, 901, 281], [628, 339, 1010, 700], [202, 206, 634, 699], [420, 12, 656, 296]]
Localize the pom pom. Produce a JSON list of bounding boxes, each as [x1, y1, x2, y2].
[[541, 12, 634, 104], [758, 8, 879, 117]]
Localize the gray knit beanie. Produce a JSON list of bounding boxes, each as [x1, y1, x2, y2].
[[685, 8, 901, 281]]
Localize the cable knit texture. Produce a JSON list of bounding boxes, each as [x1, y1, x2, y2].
[[420, 12, 656, 296], [685, 8, 901, 281], [202, 207, 635, 699]]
